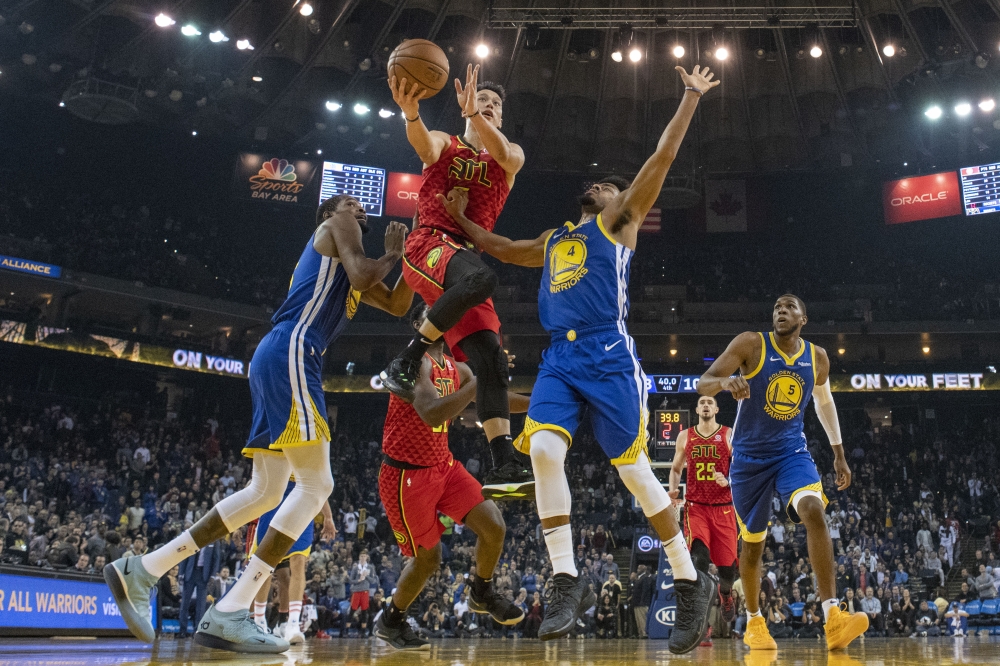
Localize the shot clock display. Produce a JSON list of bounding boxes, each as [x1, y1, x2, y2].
[[652, 409, 690, 462]]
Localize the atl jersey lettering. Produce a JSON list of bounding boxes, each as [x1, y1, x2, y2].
[[416, 135, 510, 242], [382, 353, 461, 467], [684, 426, 733, 505], [732, 332, 817, 458]]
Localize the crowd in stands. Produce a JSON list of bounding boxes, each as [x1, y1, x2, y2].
[[2, 376, 1000, 641]]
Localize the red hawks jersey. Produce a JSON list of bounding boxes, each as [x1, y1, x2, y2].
[[382, 353, 461, 467], [417, 135, 511, 243], [684, 425, 733, 505]]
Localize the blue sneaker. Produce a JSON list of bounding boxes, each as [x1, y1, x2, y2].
[[103, 556, 159, 643], [194, 605, 290, 653]]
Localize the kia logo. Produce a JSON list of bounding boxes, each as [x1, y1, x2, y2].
[[890, 191, 947, 206], [656, 606, 676, 625], [396, 191, 419, 200], [637, 536, 655, 552]]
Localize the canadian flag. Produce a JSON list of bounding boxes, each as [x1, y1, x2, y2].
[[639, 207, 661, 233]]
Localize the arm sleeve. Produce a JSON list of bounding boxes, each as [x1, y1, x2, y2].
[[812, 381, 842, 446]]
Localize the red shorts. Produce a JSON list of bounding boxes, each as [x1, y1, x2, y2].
[[350, 591, 369, 611], [378, 457, 483, 557], [684, 502, 739, 567], [401, 227, 501, 362]]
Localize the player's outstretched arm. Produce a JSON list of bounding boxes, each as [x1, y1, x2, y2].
[[668, 429, 688, 506], [812, 345, 852, 490], [360, 272, 415, 317], [412, 358, 478, 427], [390, 75, 451, 166], [436, 188, 548, 267], [457, 64, 525, 178], [602, 66, 720, 243], [698, 331, 758, 400], [317, 214, 406, 292]]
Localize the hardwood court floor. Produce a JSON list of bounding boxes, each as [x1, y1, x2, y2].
[[0, 636, 998, 665]]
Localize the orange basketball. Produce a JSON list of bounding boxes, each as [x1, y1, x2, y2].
[[387, 39, 450, 99]]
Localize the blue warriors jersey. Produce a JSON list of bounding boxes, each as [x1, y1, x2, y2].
[[732, 332, 818, 458], [538, 214, 631, 335]]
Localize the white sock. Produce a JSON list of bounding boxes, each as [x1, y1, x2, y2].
[[288, 601, 302, 628], [542, 524, 578, 577], [253, 601, 268, 628], [663, 532, 697, 581], [140, 531, 198, 578], [822, 598, 839, 622], [215, 556, 273, 613], [748, 609, 762, 622]]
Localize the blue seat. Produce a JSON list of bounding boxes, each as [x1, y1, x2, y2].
[[339, 600, 351, 615], [965, 599, 981, 617], [789, 602, 805, 619]]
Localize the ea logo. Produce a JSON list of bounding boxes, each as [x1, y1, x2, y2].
[[656, 607, 676, 626], [397, 191, 419, 200], [637, 535, 655, 552], [764, 371, 804, 420]]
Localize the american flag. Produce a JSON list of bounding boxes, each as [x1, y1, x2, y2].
[[640, 207, 661, 233]]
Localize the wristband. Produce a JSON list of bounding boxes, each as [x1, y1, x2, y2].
[[463, 110, 481, 119], [685, 86, 704, 96], [405, 114, 420, 123]]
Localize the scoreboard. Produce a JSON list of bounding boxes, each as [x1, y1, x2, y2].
[[319, 162, 386, 216], [651, 409, 690, 462], [959, 162, 1000, 216]]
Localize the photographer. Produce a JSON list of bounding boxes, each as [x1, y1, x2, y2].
[[766, 595, 793, 638], [421, 601, 447, 639], [793, 601, 823, 639]]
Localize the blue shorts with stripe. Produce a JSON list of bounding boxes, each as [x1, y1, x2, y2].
[[516, 323, 649, 465], [253, 482, 314, 560], [729, 447, 827, 543], [243, 321, 331, 457]]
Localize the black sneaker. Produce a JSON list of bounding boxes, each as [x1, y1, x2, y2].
[[373, 613, 429, 651], [482, 461, 535, 501], [469, 586, 525, 625], [720, 588, 736, 623], [379, 356, 422, 402], [538, 573, 596, 641], [668, 571, 716, 654]]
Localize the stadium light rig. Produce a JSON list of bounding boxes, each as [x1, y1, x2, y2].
[[883, 44, 895, 57], [299, 3, 314, 17], [475, 43, 490, 59], [954, 102, 972, 116], [154, 13, 175, 28], [810, 45, 822, 58], [378, 108, 395, 118], [180, 24, 201, 37], [209, 31, 229, 43], [236, 39, 253, 50], [924, 105, 942, 120], [353, 103, 370, 115], [715, 46, 729, 60], [629, 47, 642, 63], [980, 99, 995, 112], [325, 100, 342, 111], [672, 44, 685, 58]]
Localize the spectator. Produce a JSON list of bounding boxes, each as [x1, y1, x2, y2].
[[975, 564, 997, 599], [860, 587, 883, 636], [207, 565, 236, 603], [914, 600, 942, 637], [178, 539, 221, 637], [523, 591, 544, 638]]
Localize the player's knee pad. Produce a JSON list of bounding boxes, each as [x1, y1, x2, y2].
[[528, 430, 571, 519], [215, 453, 291, 531], [617, 452, 671, 518], [459, 331, 510, 422], [270, 442, 335, 539], [690, 539, 711, 574]]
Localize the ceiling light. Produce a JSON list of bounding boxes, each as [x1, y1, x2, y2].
[[316, 149, 322, 155], [925, 105, 942, 119], [755, 47, 766, 59], [922, 346, 930, 354], [475, 43, 490, 59], [672, 45, 685, 58], [976, 52, 991, 69], [629, 47, 642, 62], [236, 39, 253, 50], [299, 3, 314, 16], [58, 101, 65, 107], [251, 75, 263, 82], [955, 102, 972, 116], [837, 348, 845, 355], [180, 25, 201, 37], [980, 98, 995, 112], [838, 45, 848, 55], [670, 349, 677, 356], [810, 45, 822, 58], [326, 100, 342, 111], [882, 44, 895, 57], [359, 58, 372, 71], [378, 108, 394, 118], [611, 49, 623, 62], [588, 47, 600, 59], [209, 30, 228, 43], [191, 131, 198, 136], [715, 46, 729, 60], [353, 103, 370, 115], [154, 13, 175, 28]]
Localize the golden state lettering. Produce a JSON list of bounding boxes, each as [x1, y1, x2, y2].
[[0, 589, 98, 615], [448, 158, 492, 187], [549, 236, 588, 293], [764, 370, 805, 421]]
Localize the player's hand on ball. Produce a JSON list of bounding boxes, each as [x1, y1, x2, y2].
[[720, 376, 750, 400], [390, 76, 424, 118], [384, 220, 408, 257], [675, 65, 721, 93], [668, 488, 685, 508], [435, 187, 470, 220], [712, 471, 729, 488], [455, 64, 480, 117]]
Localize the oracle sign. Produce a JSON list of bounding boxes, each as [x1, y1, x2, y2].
[[385, 172, 422, 217], [882, 171, 962, 224]]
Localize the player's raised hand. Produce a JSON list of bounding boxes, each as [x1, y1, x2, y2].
[[720, 375, 750, 400], [435, 187, 470, 221], [384, 220, 407, 257], [675, 65, 721, 93], [455, 63, 480, 118], [389, 75, 424, 118], [668, 488, 685, 508]]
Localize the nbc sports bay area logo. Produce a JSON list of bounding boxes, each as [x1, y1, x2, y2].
[[249, 158, 305, 202]]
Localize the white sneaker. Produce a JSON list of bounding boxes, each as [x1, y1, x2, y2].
[[284, 623, 305, 645]]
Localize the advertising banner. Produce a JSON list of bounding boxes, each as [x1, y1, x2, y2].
[[831, 371, 998, 392], [705, 180, 747, 232], [385, 172, 422, 218], [882, 171, 961, 224], [646, 546, 676, 639], [234, 154, 321, 207], [0, 254, 61, 278]]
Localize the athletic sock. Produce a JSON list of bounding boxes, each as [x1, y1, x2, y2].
[[747, 609, 762, 622], [253, 602, 268, 628], [542, 524, 579, 577], [822, 598, 839, 622], [384, 600, 407, 628], [663, 532, 698, 581], [399, 333, 434, 364], [288, 601, 302, 629], [488, 434, 515, 468], [469, 574, 492, 598], [215, 556, 273, 613], [140, 530, 198, 578]]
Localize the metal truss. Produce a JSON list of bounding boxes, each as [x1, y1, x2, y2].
[[488, 6, 857, 29]]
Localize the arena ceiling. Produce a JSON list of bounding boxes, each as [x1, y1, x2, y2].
[[4, 0, 1000, 175]]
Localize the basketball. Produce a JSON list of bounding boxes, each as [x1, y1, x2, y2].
[[387, 39, 450, 99]]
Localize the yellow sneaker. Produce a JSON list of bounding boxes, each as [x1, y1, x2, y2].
[[824, 607, 869, 650], [743, 615, 777, 651]]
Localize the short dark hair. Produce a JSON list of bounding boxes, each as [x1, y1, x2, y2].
[[778, 293, 807, 315], [408, 301, 429, 331], [477, 81, 506, 103], [316, 194, 352, 227], [597, 175, 631, 192]]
